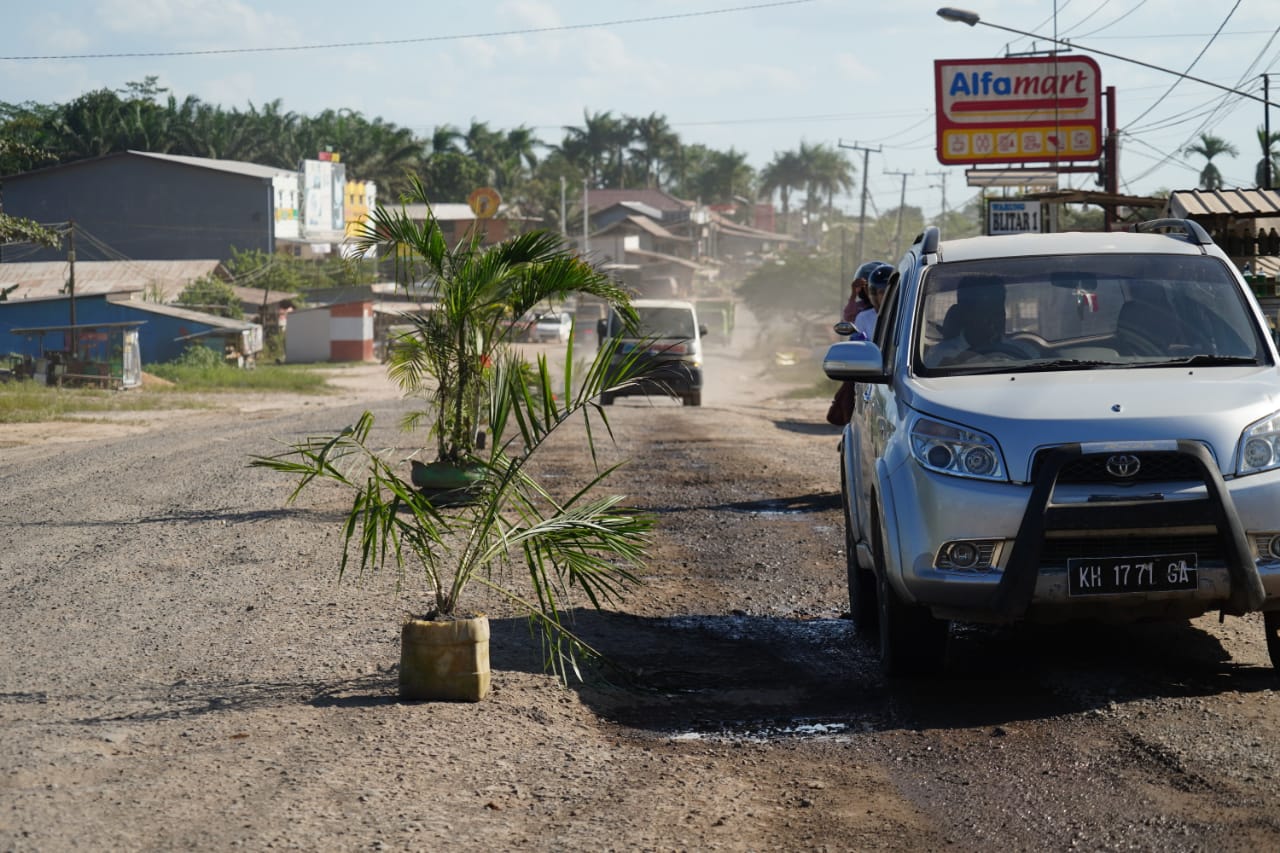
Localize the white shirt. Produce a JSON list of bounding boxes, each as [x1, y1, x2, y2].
[[853, 307, 878, 342]]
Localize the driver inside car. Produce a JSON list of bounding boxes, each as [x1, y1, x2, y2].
[[924, 275, 1037, 367]]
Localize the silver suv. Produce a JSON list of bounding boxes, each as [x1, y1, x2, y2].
[[824, 220, 1280, 675]]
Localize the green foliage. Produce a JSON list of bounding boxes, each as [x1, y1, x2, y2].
[[251, 291, 658, 683], [177, 276, 244, 320], [147, 357, 330, 392], [224, 246, 371, 295], [736, 250, 842, 325], [352, 174, 636, 465], [169, 343, 225, 369]]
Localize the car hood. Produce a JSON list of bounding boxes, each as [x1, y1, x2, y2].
[[905, 366, 1280, 478]]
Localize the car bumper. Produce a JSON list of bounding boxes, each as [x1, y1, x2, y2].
[[885, 441, 1280, 622], [607, 359, 702, 398]]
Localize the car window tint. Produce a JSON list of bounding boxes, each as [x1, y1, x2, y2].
[[914, 254, 1264, 372]]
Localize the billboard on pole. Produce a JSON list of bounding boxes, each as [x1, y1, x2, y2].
[[935, 55, 1102, 165]]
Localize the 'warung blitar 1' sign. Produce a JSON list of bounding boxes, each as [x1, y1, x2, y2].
[[935, 55, 1102, 165]]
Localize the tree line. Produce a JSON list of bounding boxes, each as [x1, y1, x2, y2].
[[0, 78, 857, 235]]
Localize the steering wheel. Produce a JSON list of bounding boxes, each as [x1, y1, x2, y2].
[[1115, 329, 1163, 357], [972, 341, 1029, 359]]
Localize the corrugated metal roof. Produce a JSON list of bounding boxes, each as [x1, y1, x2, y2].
[[1166, 189, 1280, 218], [624, 248, 713, 272], [594, 215, 684, 241], [128, 150, 296, 181], [105, 294, 255, 330], [0, 259, 225, 301]]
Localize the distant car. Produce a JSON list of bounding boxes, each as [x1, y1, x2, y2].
[[532, 312, 572, 343], [825, 219, 1280, 676], [598, 298, 707, 406]]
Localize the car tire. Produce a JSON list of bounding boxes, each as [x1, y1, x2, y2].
[[682, 391, 702, 407], [1265, 611, 1280, 670], [870, 506, 947, 676], [843, 492, 878, 635]]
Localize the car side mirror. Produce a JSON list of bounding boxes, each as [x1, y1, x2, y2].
[[834, 321, 856, 337], [699, 324, 709, 337]]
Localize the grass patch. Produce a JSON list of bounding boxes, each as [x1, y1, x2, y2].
[[0, 381, 215, 423], [0, 363, 337, 424], [146, 362, 333, 393]]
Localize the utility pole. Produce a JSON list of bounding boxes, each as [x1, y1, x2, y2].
[[925, 169, 949, 222], [560, 176, 567, 235], [1265, 74, 1273, 191], [838, 140, 880, 273], [884, 169, 913, 259], [67, 220, 77, 359]]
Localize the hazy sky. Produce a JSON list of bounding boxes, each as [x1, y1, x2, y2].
[[3, 1, 1277, 219]]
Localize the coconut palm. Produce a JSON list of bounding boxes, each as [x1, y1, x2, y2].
[[627, 113, 680, 189], [1254, 127, 1280, 189], [252, 173, 656, 683], [1184, 133, 1239, 190], [349, 172, 636, 467], [759, 149, 806, 226]]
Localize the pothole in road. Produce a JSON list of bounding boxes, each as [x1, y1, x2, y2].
[[717, 494, 841, 515], [667, 715, 879, 743]]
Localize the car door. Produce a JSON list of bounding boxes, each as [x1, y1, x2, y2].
[[849, 267, 903, 541]]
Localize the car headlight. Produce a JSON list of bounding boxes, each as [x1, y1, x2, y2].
[[910, 416, 1007, 481], [1238, 411, 1280, 475]]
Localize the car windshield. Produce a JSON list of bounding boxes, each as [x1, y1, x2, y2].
[[913, 254, 1269, 376], [610, 307, 695, 339]]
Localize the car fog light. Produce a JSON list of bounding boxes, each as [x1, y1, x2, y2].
[[948, 542, 980, 568], [1270, 535, 1280, 560], [1244, 437, 1274, 470]]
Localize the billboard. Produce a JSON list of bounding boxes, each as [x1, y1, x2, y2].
[[301, 157, 347, 235], [935, 55, 1102, 165]]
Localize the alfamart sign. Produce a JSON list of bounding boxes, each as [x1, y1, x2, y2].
[[935, 55, 1102, 165]]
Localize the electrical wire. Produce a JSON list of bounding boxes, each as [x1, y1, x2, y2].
[[0, 1, 814, 61], [1121, 2, 1241, 132], [1071, 0, 1149, 40]]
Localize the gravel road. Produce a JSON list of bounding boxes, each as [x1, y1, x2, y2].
[[3, 326, 1280, 852]]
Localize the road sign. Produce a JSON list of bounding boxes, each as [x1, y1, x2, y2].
[[468, 187, 502, 219], [987, 200, 1042, 235], [935, 55, 1102, 166]]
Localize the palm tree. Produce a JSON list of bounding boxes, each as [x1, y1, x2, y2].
[[627, 113, 680, 189], [429, 124, 464, 155], [1184, 133, 1239, 190], [759, 150, 807, 234], [560, 110, 629, 188], [1254, 127, 1280, 189], [807, 144, 855, 217]]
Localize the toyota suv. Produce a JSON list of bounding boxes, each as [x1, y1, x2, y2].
[[824, 219, 1280, 675]]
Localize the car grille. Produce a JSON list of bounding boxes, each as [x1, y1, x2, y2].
[[1029, 449, 1212, 484], [1038, 531, 1225, 566]]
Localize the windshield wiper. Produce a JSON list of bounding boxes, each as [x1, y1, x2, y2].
[[1139, 354, 1259, 367]]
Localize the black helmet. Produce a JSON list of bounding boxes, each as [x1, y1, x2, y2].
[[854, 260, 886, 282], [867, 263, 896, 291]]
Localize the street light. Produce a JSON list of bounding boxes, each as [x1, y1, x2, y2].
[[936, 7, 1277, 109]]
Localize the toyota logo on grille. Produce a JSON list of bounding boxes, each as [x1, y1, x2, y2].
[[1105, 454, 1141, 478]]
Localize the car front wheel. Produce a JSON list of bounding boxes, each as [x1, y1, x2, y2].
[[843, 481, 877, 634], [870, 508, 948, 676]]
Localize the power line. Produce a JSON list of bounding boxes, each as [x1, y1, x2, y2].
[[0, 1, 814, 61]]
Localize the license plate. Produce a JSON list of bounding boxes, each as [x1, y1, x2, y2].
[[1067, 553, 1198, 596]]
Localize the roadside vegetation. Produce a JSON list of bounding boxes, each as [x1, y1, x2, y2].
[[0, 347, 336, 424]]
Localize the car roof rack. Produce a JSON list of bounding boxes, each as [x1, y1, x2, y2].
[[1129, 218, 1213, 246]]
